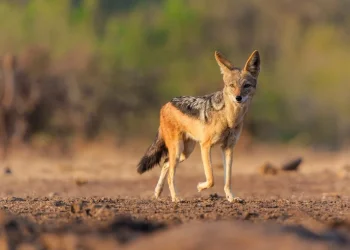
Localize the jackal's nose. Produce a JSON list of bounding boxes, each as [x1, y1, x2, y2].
[[236, 96, 242, 103]]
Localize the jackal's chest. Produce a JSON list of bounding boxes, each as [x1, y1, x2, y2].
[[211, 125, 242, 147]]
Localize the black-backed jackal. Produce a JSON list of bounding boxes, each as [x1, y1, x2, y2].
[[137, 50, 261, 202]]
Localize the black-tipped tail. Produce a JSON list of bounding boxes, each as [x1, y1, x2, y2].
[[137, 132, 168, 174]]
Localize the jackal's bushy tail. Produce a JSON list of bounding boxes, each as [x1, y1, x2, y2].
[[137, 131, 168, 174]]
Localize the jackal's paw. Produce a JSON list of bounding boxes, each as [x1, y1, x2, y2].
[[197, 182, 204, 192], [225, 193, 234, 202], [227, 196, 245, 204], [197, 181, 214, 192], [151, 195, 159, 201], [154, 187, 163, 199], [171, 196, 183, 203]]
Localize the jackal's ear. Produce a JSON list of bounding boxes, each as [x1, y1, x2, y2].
[[244, 50, 260, 78], [215, 51, 233, 74]]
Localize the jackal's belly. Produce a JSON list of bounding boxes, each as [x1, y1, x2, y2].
[[183, 125, 240, 147]]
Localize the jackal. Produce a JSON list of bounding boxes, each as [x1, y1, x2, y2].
[[137, 50, 260, 202]]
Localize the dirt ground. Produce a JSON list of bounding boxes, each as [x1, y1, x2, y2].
[[0, 141, 349, 249]]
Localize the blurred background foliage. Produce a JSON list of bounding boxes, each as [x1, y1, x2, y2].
[[1, 0, 350, 150]]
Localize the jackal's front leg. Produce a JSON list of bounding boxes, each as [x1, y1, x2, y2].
[[197, 143, 214, 192], [221, 146, 243, 203]]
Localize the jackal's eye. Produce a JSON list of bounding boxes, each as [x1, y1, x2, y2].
[[243, 84, 251, 89], [229, 83, 235, 87]]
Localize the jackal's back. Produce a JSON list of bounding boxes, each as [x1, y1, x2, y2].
[[170, 91, 225, 123]]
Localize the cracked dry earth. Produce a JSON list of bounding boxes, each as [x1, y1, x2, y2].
[[0, 171, 349, 250]]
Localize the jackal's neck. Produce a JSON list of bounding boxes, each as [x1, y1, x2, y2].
[[223, 92, 250, 128]]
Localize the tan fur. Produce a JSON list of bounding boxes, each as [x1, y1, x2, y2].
[[150, 50, 261, 202]]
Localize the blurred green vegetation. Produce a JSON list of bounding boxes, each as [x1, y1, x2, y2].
[[1, 0, 350, 149]]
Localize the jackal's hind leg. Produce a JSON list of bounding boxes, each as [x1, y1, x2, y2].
[[154, 139, 195, 199], [167, 140, 186, 202], [154, 160, 169, 199], [167, 158, 180, 201]]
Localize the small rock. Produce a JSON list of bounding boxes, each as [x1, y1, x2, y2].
[[48, 192, 58, 198], [243, 212, 258, 220], [337, 164, 350, 179], [233, 197, 245, 204], [281, 157, 303, 171], [322, 193, 341, 200], [71, 202, 84, 213], [11, 197, 25, 202], [75, 178, 88, 186], [209, 193, 221, 200], [259, 162, 278, 175], [85, 207, 92, 216], [53, 200, 66, 207], [4, 167, 12, 175]]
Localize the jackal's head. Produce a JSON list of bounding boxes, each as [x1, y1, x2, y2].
[[215, 50, 260, 105]]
